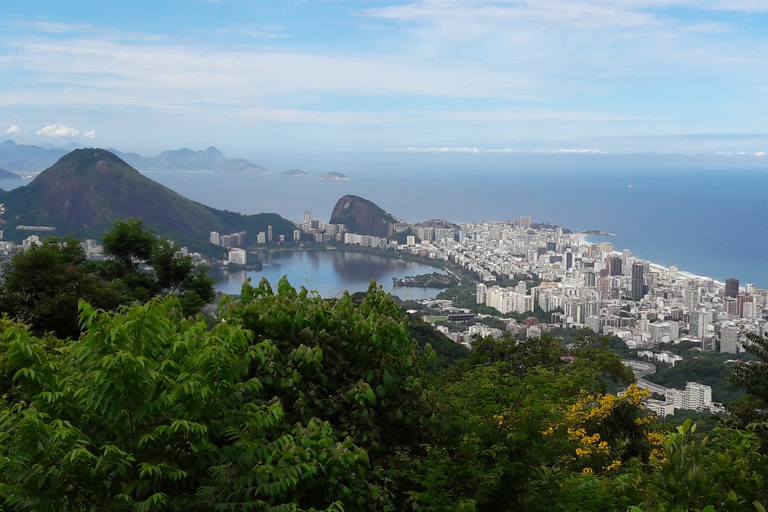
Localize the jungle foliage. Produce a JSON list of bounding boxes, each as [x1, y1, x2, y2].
[[0, 276, 766, 511]]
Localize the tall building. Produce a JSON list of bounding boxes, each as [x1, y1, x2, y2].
[[689, 311, 708, 339], [631, 261, 645, 300], [476, 283, 487, 304], [517, 216, 531, 229], [304, 211, 311, 225], [267, 225, 273, 242], [720, 325, 739, 353], [607, 256, 622, 276], [725, 277, 739, 298], [209, 231, 220, 245]]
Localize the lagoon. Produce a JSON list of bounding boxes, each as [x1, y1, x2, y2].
[[213, 250, 447, 300]]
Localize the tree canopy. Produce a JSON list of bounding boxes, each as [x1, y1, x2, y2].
[[0, 219, 214, 338], [1, 274, 767, 511]]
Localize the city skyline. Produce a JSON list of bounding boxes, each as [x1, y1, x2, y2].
[[2, 1, 768, 158]]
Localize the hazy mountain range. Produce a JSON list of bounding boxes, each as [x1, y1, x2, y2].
[[0, 140, 268, 174]]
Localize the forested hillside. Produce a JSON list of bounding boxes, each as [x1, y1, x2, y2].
[[0, 276, 766, 511]]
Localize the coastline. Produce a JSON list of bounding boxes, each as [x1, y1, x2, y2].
[[582, 234, 728, 288]]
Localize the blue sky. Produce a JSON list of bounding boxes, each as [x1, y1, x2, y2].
[[1, 0, 767, 158]]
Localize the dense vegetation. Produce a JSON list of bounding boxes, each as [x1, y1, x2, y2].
[[0, 247, 767, 510], [0, 219, 214, 339]]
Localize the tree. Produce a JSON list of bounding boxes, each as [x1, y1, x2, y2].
[[98, 218, 215, 315], [220, 277, 434, 510], [727, 334, 768, 441], [0, 238, 123, 338], [0, 296, 367, 511]]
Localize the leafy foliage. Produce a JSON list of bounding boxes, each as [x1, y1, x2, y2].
[[0, 238, 123, 338], [0, 297, 366, 511], [220, 277, 434, 510], [727, 334, 768, 437], [97, 218, 215, 316]]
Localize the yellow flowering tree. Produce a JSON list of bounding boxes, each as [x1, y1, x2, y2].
[[549, 384, 663, 474]]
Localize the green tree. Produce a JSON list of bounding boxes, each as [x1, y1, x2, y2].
[[98, 218, 215, 315], [0, 296, 367, 511], [727, 334, 768, 439], [0, 238, 123, 338], [633, 420, 767, 512], [220, 277, 434, 510], [406, 334, 646, 512]]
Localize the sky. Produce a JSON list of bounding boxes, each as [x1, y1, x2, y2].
[[1, 0, 768, 159]]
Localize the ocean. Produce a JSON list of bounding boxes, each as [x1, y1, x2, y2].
[[5, 151, 767, 288]]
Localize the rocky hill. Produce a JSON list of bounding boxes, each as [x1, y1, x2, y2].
[[329, 195, 398, 238], [0, 148, 294, 244]]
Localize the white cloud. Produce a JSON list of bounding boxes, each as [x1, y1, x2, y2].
[[4, 124, 20, 135], [83, 130, 96, 139], [389, 146, 606, 154], [36, 124, 80, 138]]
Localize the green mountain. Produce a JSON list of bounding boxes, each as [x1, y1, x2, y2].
[[0, 148, 295, 245], [329, 194, 398, 238]]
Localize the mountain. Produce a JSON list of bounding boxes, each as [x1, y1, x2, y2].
[[0, 148, 295, 245], [0, 167, 20, 180], [0, 140, 68, 173], [115, 146, 267, 173], [329, 195, 398, 238]]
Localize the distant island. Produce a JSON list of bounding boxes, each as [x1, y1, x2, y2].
[[319, 172, 350, 181], [583, 230, 616, 236], [281, 169, 312, 177]]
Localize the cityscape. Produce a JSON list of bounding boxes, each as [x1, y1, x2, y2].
[[0, 201, 759, 420]]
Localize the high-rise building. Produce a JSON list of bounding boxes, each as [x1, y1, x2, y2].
[[267, 225, 273, 242], [607, 256, 622, 276], [476, 283, 487, 304], [725, 278, 739, 298], [621, 249, 632, 267], [209, 231, 220, 245], [736, 293, 753, 317], [690, 311, 708, 339], [631, 261, 645, 300], [304, 211, 311, 224], [720, 325, 739, 353], [517, 216, 531, 229]]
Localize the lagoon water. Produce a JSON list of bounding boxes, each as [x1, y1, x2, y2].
[[213, 250, 446, 300]]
